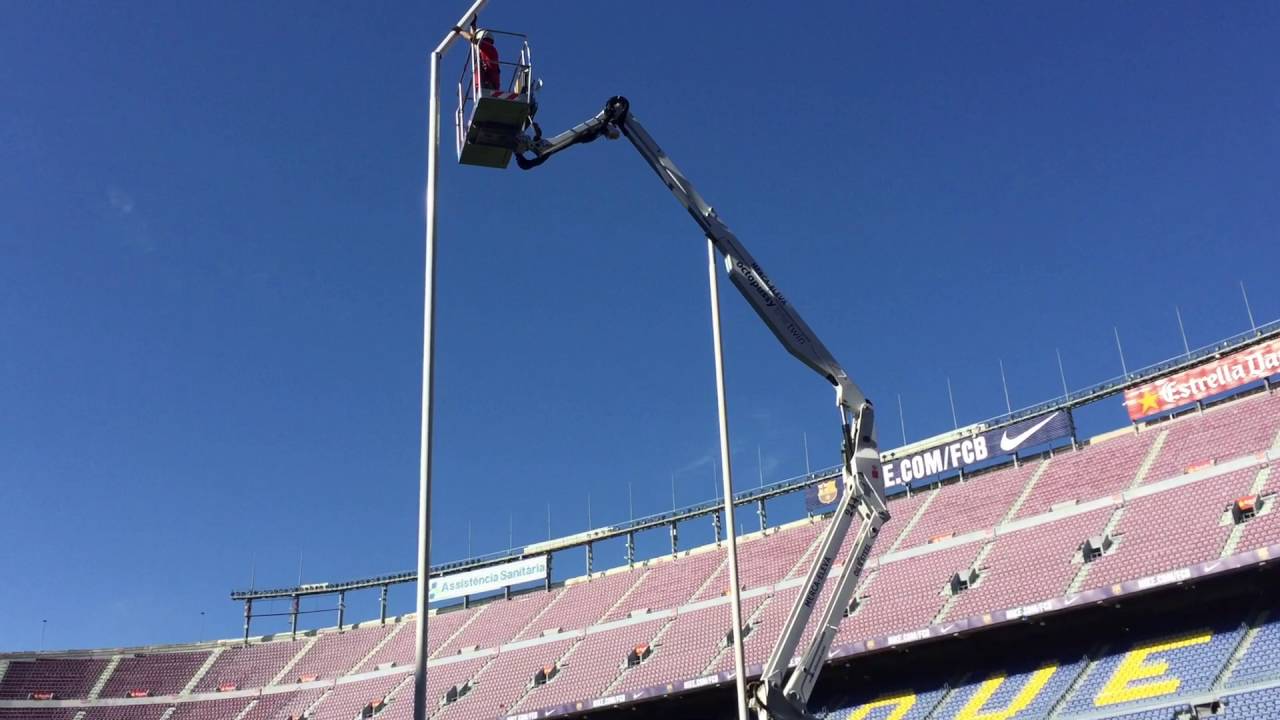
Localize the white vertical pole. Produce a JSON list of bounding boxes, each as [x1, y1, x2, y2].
[[1241, 281, 1258, 333], [706, 239, 750, 720], [1056, 348, 1070, 400], [896, 393, 907, 445], [999, 359, 1013, 416], [1175, 306, 1190, 356], [802, 432, 811, 475], [946, 376, 959, 430], [1114, 326, 1129, 377], [413, 47, 442, 720]]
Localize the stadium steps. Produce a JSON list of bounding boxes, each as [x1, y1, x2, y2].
[[1061, 435, 1165, 595], [71, 712, 85, 720], [1128, 429, 1169, 488], [932, 540, 997, 625], [431, 605, 491, 660], [182, 645, 225, 695], [1215, 613, 1269, 691], [232, 697, 259, 720], [1003, 456, 1054, 521], [158, 707, 176, 720], [1066, 507, 1126, 594], [602, 615, 679, 695], [268, 636, 317, 686], [701, 590, 775, 675], [87, 654, 121, 699], [374, 673, 415, 715], [301, 686, 331, 718], [0, 659, 8, 686], [1047, 644, 1109, 719], [883, 487, 941, 555], [1222, 465, 1273, 557], [357, 619, 405, 668]]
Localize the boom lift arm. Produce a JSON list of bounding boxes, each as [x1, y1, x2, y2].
[[515, 96, 891, 720]]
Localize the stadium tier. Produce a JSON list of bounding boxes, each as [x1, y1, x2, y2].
[[3, 388, 1279, 719]]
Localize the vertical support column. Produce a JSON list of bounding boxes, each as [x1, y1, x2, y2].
[[242, 599, 253, 646], [544, 554, 554, 592], [626, 532, 635, 566], [338, 590, 346, 631], [757, 498, 767, 531], [380, 585, 389, 625], [706, 238, 750, 720], [585, 542, 594, 575], [713, 510, 723, 544], [669, 521, 679, 555], [290, 595, 300, 641]]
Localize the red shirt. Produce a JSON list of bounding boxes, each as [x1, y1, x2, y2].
[[478, 40, 500, 91]]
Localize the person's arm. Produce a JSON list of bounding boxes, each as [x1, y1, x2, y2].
[[452, 26, 476, 43]]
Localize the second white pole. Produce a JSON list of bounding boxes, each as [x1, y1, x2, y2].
[[707, 238, 750, 720]]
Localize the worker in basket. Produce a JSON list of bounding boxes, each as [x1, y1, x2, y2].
[[455, 27, 501, 92]]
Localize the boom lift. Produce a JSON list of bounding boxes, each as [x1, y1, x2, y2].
[[458, 74, 890, 718]]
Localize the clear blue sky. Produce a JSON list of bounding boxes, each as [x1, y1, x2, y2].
[[2, 2, 1277, 652]]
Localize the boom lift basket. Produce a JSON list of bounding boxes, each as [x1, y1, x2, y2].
[[454, 30, 535, 169]]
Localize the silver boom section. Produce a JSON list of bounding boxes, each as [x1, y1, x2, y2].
[[516, 96, 890, 720]]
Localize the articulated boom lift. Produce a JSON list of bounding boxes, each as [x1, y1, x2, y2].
[[460, 88, 890, 719]]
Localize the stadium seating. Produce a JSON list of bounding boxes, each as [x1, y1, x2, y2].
[[308, 672, 407, 720], [3, 388, 1279, 720], [1226, 614, 1280, 688], [167, 695, 251, 720], [240, 687, 325, 720], [1012, 430, 1153, 519], [1222, 687, 1280, 718], [513, 618, 666, 712], [894, 461, 1039, 550], [945, 507, 1112, 619], [514, 571, 642, 641], [193, 637, 302, 692], [927, 656, 1087, 720], [289, 624, 393, 680], [100, 651, 209, 698], [435, 639, 574, 720], [1054, 620, 1244, 717], [0, 657, 108, 700], [1081, 468, 1259, 591], [605, 547, 725, 620], [435, 590, 561, 657]]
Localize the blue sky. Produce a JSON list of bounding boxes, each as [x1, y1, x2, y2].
[[2, 2, 1277, 651]]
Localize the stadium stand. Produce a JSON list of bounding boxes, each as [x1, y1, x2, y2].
[[4, 386, 1280, 719], [1226, 614, 1280, 688], [945, 506, 1111, 619], [606, 547, 726, 620], [193, 637, 302, 691], [894, 460, 1039, 550], [1012, 430, 1154, 519], [289, 624, 393, 680], [515, 571, 642, 642], [0, 657, 108, 699], [1080, 467, 1259, 591], [99, 650, 209, 697], [435, 591, 560, 658], [1054, 620, 1244, 717]]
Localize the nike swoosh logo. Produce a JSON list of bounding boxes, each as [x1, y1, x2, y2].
[[1000, 412, 1060, 452]]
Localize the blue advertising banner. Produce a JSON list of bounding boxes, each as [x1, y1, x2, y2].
[[881, 410, 1073, 488]]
